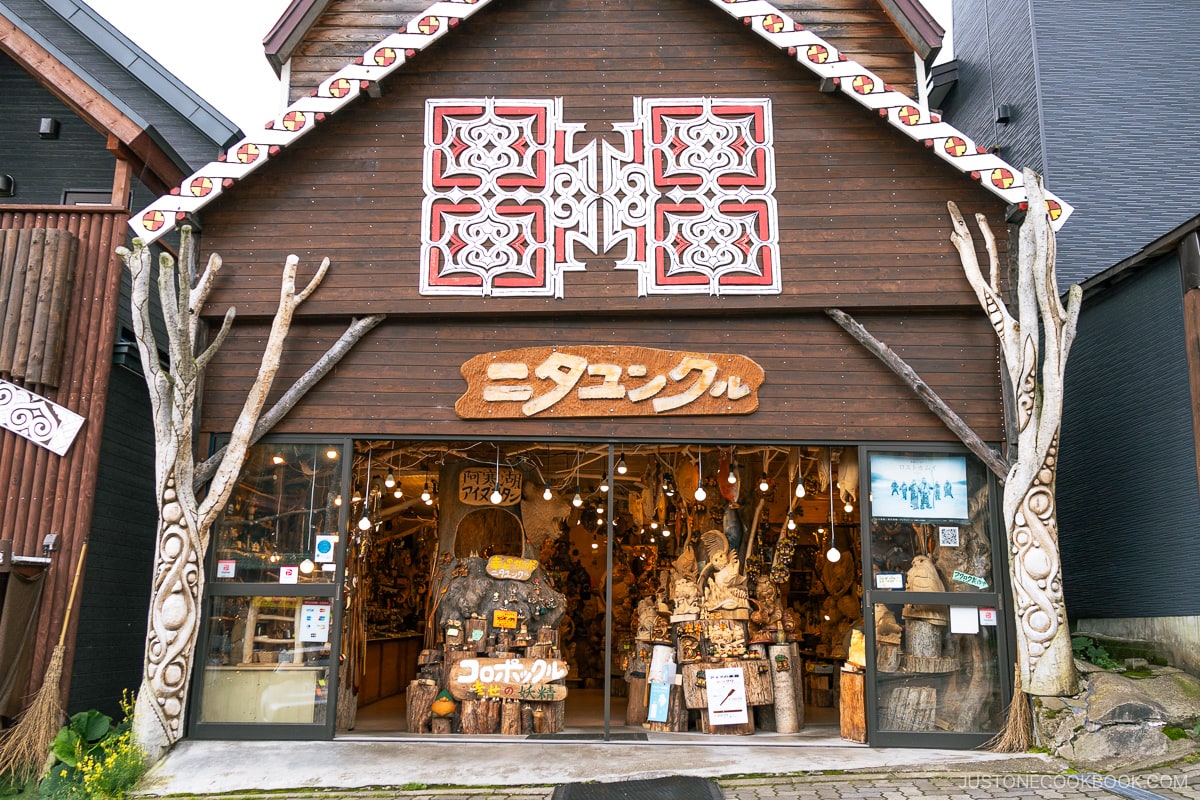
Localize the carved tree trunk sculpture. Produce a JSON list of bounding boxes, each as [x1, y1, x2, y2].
[[948, 169, 1081, 697], [119, 229, 383, 759]]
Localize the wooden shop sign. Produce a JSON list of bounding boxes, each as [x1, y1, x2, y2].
[[456, 346, 764, 419], [450, 657, 570, 700], [458, 466, 522, 506], [486, 555, 538, 581]]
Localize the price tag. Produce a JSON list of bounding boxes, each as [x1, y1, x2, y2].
[[492, 609, 518, 629], [875, 572, 904, 590]]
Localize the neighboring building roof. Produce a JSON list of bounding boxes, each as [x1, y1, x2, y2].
[[0, 0, 241, 178], [129, 0, 1072, 245], [1078, 214, 1200, 298]]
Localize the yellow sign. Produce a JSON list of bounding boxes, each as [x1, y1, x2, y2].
[[486, 555, 537, 581], [492, 609, 518, 629], [456, 346, 764, 418]]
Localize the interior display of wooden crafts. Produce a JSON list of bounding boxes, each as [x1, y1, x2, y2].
[[337, 441, 862, 737], [868, 472, 1005, 735]]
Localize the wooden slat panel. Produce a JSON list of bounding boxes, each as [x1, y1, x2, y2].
[[199, 312, 1003, 443], [0, 228, 77, 387]]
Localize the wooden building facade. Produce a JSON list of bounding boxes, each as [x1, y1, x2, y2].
[[0, 0, 237, 723], [131, 0, 1073, 747]]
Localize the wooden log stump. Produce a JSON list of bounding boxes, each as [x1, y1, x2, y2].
[[876, 642, 901, 673], [431, 716, 452, 734], [625, 654, 649, 725], [645, 684, 688, 732], [883, 685, 937, 731], [769, 644, 800, 733], [904, 620, 943, 658], [742, 659, 774, 707], [700, 708, 754, 735], [460, 698, 502, 734], [405, 679, 437, 734], [500, 699, 522, 735], [839, 669, 867, 743], [521, 703, 534, 734], [460, 699, 483, 734]]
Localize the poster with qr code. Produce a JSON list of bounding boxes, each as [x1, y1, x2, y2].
[[939, 526, 960, 547]]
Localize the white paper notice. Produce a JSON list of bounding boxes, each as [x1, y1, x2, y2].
[[706, 666, 749, 725], [279, 565, 299, 584], [950, 606, 980, 634], [299, 603, 332, 642]]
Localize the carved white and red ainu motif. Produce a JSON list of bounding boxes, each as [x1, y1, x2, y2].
[[421, 97, 779, 298], [128, 0, 1073, 249]]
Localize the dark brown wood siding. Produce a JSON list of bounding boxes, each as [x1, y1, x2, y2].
[[199, 311, 1003, 442], [286, 0, 919, 103], [0, 207, 127, 703], [199, 0, 1005, 319]]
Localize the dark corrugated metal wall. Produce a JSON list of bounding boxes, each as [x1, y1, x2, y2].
[[0, 208, 126, 703], [1058, 254, 1200, 618]]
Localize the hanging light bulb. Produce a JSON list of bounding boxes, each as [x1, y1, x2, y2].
[[727, 462, 738, 484], [420, 481, 431, 502], [272, 454, 285, 465], [650, 518, 658, 530], [393, 487, 403, 499], [334, 494, 343, 507], [490, 446, 504, 504], [299, 558, 315, 574], [543, 483, 553, 501], [795, 480, 806, 499], [572, 491, 583, 508], [662, 528, 671, 538], [358, 512, 372, 531], [326, 448, 339, 460], [596, 503, 604, 517], [616, 452, 627, 475], [844, 501, 854, 513], [787, 513, 796, 531], [827, 478, 841, 562], [694, 446, 707, 502], [759, 476, 770, 493], [384, 469, 396, 489], [600, 477, 609, 493]]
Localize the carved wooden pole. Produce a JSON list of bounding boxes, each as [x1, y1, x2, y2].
[[948, 169, 1081, 696], [119, 229, 380, 759]]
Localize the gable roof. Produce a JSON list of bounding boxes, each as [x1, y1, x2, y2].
[[0, 0, 240, 184], [128, 0, 1073, 245]]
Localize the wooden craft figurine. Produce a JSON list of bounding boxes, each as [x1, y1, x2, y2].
[[748, 575, 783, 641], [670, 541, 701, 618], [698, 529, 749, 620], [901, 555, 950, 625]]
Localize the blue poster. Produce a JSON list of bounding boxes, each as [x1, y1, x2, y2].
[[647, 683, 671, 723], [869, 453, 969, 522]]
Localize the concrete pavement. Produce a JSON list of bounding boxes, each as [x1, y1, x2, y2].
[[135, 737, 1200, 800]]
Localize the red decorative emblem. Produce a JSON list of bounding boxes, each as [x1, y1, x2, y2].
[[142, 210, 165, 231], [416, 16, 440, 34], [851, 75, 875, 94], [943, 137, 967, 157], [328, 78, 352, 98], [990, 168, 1015, 189], [806, 44, 829, 63], [373, 47, 398, 67], [235, 143, 260, 164], [762, 14, 784, 32], [282, 111, 307, 132], [188, 177, 213, 197], [898, 105, 921, 126]]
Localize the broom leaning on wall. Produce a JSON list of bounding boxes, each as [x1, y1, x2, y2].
[[0, 540, 88, 784]]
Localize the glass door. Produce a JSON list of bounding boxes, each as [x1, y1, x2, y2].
[[862, 448, 1012, 748]]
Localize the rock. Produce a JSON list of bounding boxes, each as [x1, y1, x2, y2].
[[1087, 672, 1165, 725]]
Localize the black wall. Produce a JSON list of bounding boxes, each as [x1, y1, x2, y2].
[[943, 0, 1200, 287], [67, 363, 158, 717], [0, 54, 114, 205], [1057, 254, 1200, 618]]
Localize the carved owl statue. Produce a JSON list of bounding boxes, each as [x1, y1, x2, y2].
[[905, 555, 945, 593]]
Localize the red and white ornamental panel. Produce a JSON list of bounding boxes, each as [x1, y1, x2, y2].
[[421, 98, 779, 298]]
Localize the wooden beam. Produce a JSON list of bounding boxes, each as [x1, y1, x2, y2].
[[825, 307, 1010, 481]]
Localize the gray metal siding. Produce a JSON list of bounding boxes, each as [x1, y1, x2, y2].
[[1032, 0, 1200, 287], [1057, 254, 1200, 618], [0, 54, 115, 205], [940, 0, 1044, 178], [67, 365, 157, 718]]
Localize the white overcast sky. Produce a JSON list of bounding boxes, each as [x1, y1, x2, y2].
[[81, 0, 952, 134], [81, 0, 292, 132]]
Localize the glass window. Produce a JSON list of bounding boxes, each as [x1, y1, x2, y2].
[[873, 602, 1004, 733], [211, 442, 344, 584], [198, 595, 333, 725], [867, 452, 994, 592]]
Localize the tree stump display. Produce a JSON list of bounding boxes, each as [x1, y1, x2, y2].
[[410, 556, 569, 735], [839, 668, 867, 743], [769, 644, 801, 733]]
